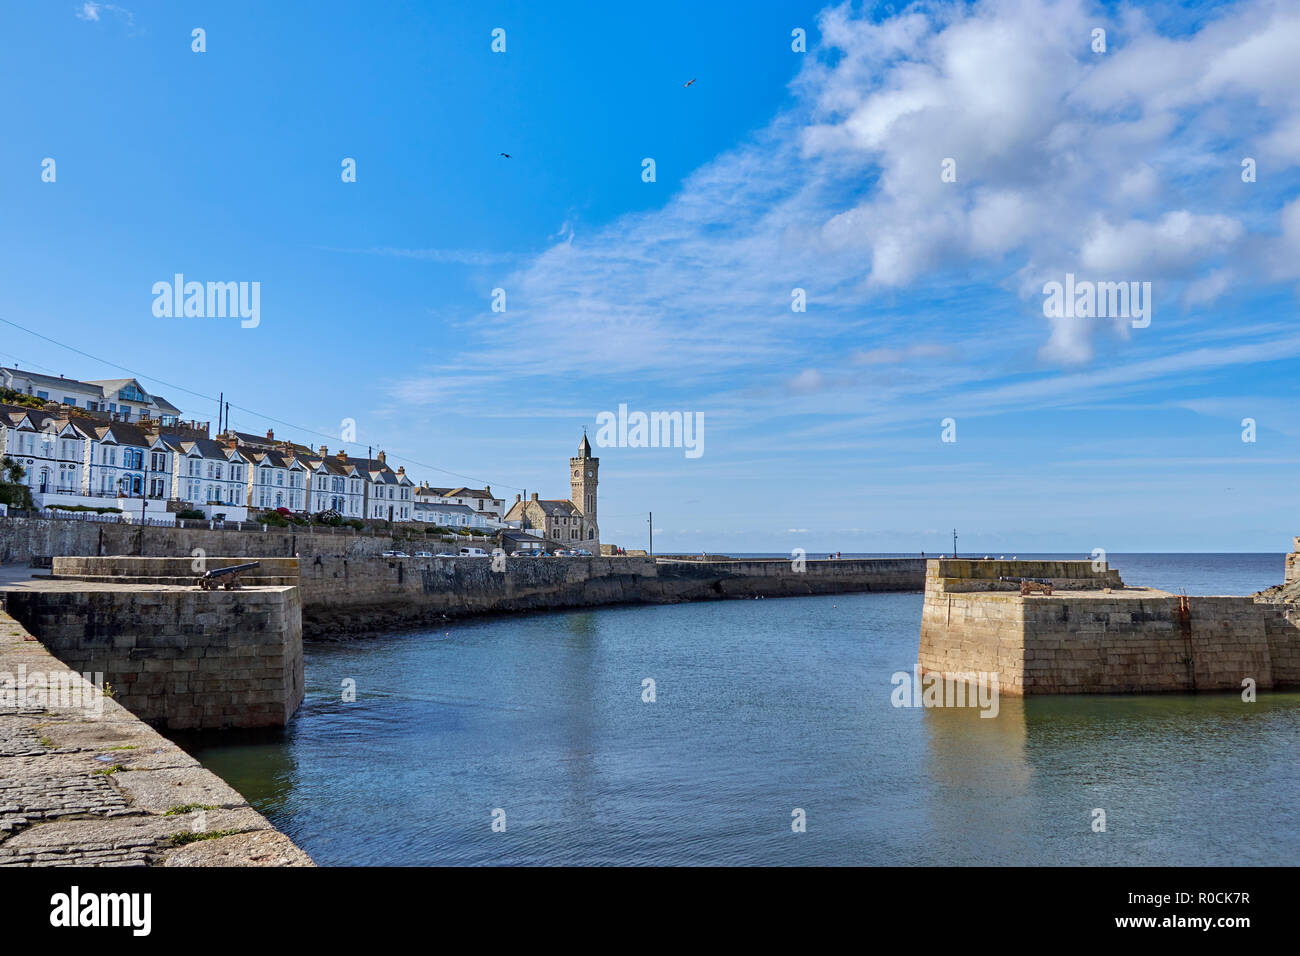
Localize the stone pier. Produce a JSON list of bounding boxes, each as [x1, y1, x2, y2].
[[0, 608, 312, 866], [919, 558, 1300, 695], [2, 572, 304, 730]]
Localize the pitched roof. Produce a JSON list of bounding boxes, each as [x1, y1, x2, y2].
[[444, 486, 496, 499], [171, 437, 232, 459], [415, 502, 477, 516], [90, 422, 151, 446], [85, 378, 151, 400], [2, 368, 103, 394]]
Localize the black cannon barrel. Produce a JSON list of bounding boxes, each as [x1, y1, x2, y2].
[[200, 561, 261, 579]]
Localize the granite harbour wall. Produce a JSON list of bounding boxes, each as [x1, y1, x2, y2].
[[918, 559, 1300, 695], [295, 555, 925, 637], [40, 554, 926, 639], [0, 607, 312, 865], [3, 580, 304, 730], [0, 514, 392, 565]]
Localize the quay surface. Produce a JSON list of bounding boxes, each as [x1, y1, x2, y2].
[[0, 606, 312, 866]]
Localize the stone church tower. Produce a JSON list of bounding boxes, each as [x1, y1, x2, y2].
[[571, 431, 598, 531]]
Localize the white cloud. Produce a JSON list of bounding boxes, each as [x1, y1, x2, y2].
[[397, 0, 1300, 405], [76, 2, 135, 28]]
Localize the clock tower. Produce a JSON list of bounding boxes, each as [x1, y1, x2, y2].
[[570, 432, 598, 526]]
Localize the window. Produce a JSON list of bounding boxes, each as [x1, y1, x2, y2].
[[36, 390, 48, 400], [63, 396, 76, 406]]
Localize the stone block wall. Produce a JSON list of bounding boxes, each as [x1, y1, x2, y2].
[[297, 555, 927, 637], [1263, 604, 1300, 686], [0, 514, 392, 565], [919, 559, 1297, 695], [3, 585, 304, 729], [1285, 537, 1300, 584], [52, 556, 300, 587], [927, 558, 1123, 592], [1019, 594, 1273, 694]]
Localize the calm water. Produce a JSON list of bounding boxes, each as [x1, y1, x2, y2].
[[180, 553, 1300, 866]]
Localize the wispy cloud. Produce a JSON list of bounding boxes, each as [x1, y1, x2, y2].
[[76, 2, 134, 29], [393, 0, 1300, 440]]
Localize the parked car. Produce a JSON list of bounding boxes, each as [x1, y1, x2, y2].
[[510, 549, 543, 557], [573, 549, 593, 556], [413, 551, 433, 558], [435, 551, 457, 557], [382, 550, 410, 558], [552, 548, 574, 557], [458, 547, 489, 557]]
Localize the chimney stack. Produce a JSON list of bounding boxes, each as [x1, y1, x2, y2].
[[377, 450, 386, 465], [319, 445, 328, 458], [531, 492, 539, 501], [336, 449, 348, 462], [266, 429, 274, 442], [397, 466, 405, 476]]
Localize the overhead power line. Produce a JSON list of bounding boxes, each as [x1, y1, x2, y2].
[[0, 315, 523, 491]]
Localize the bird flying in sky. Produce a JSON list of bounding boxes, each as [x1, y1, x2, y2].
[[684, 78, 696, 87], [499, 152, 511, 159]]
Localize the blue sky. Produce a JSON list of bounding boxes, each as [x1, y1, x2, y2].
[[2, 0, 1299, 553]]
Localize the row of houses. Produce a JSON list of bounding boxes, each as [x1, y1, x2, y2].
[[0, 401, 417, 524], [0, 366, 591, 541]]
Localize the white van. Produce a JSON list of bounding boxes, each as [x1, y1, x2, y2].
[[458, 547, 489, 557]]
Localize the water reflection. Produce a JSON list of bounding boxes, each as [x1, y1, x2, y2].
[[176, 590, 1300, 866]]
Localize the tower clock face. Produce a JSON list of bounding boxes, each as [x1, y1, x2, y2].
[[573, 470, 579, 477]]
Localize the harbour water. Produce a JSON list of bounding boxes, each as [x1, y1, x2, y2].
[[180, 553, 1300, 866]]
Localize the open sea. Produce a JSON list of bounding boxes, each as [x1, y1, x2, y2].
[[178, 553, 1300, 866]]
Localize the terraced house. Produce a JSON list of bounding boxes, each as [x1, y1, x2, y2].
[[242, 446, 309, 513], [414, 483, 505, 529], [162, 436, 250, 519], [0, 368, 181, 425], [0, 405, 92, 498]]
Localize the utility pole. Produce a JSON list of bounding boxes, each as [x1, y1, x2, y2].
[[648, 511, 653, 557], [952, 528, 958, 558], [218, 392, 223, 435]]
